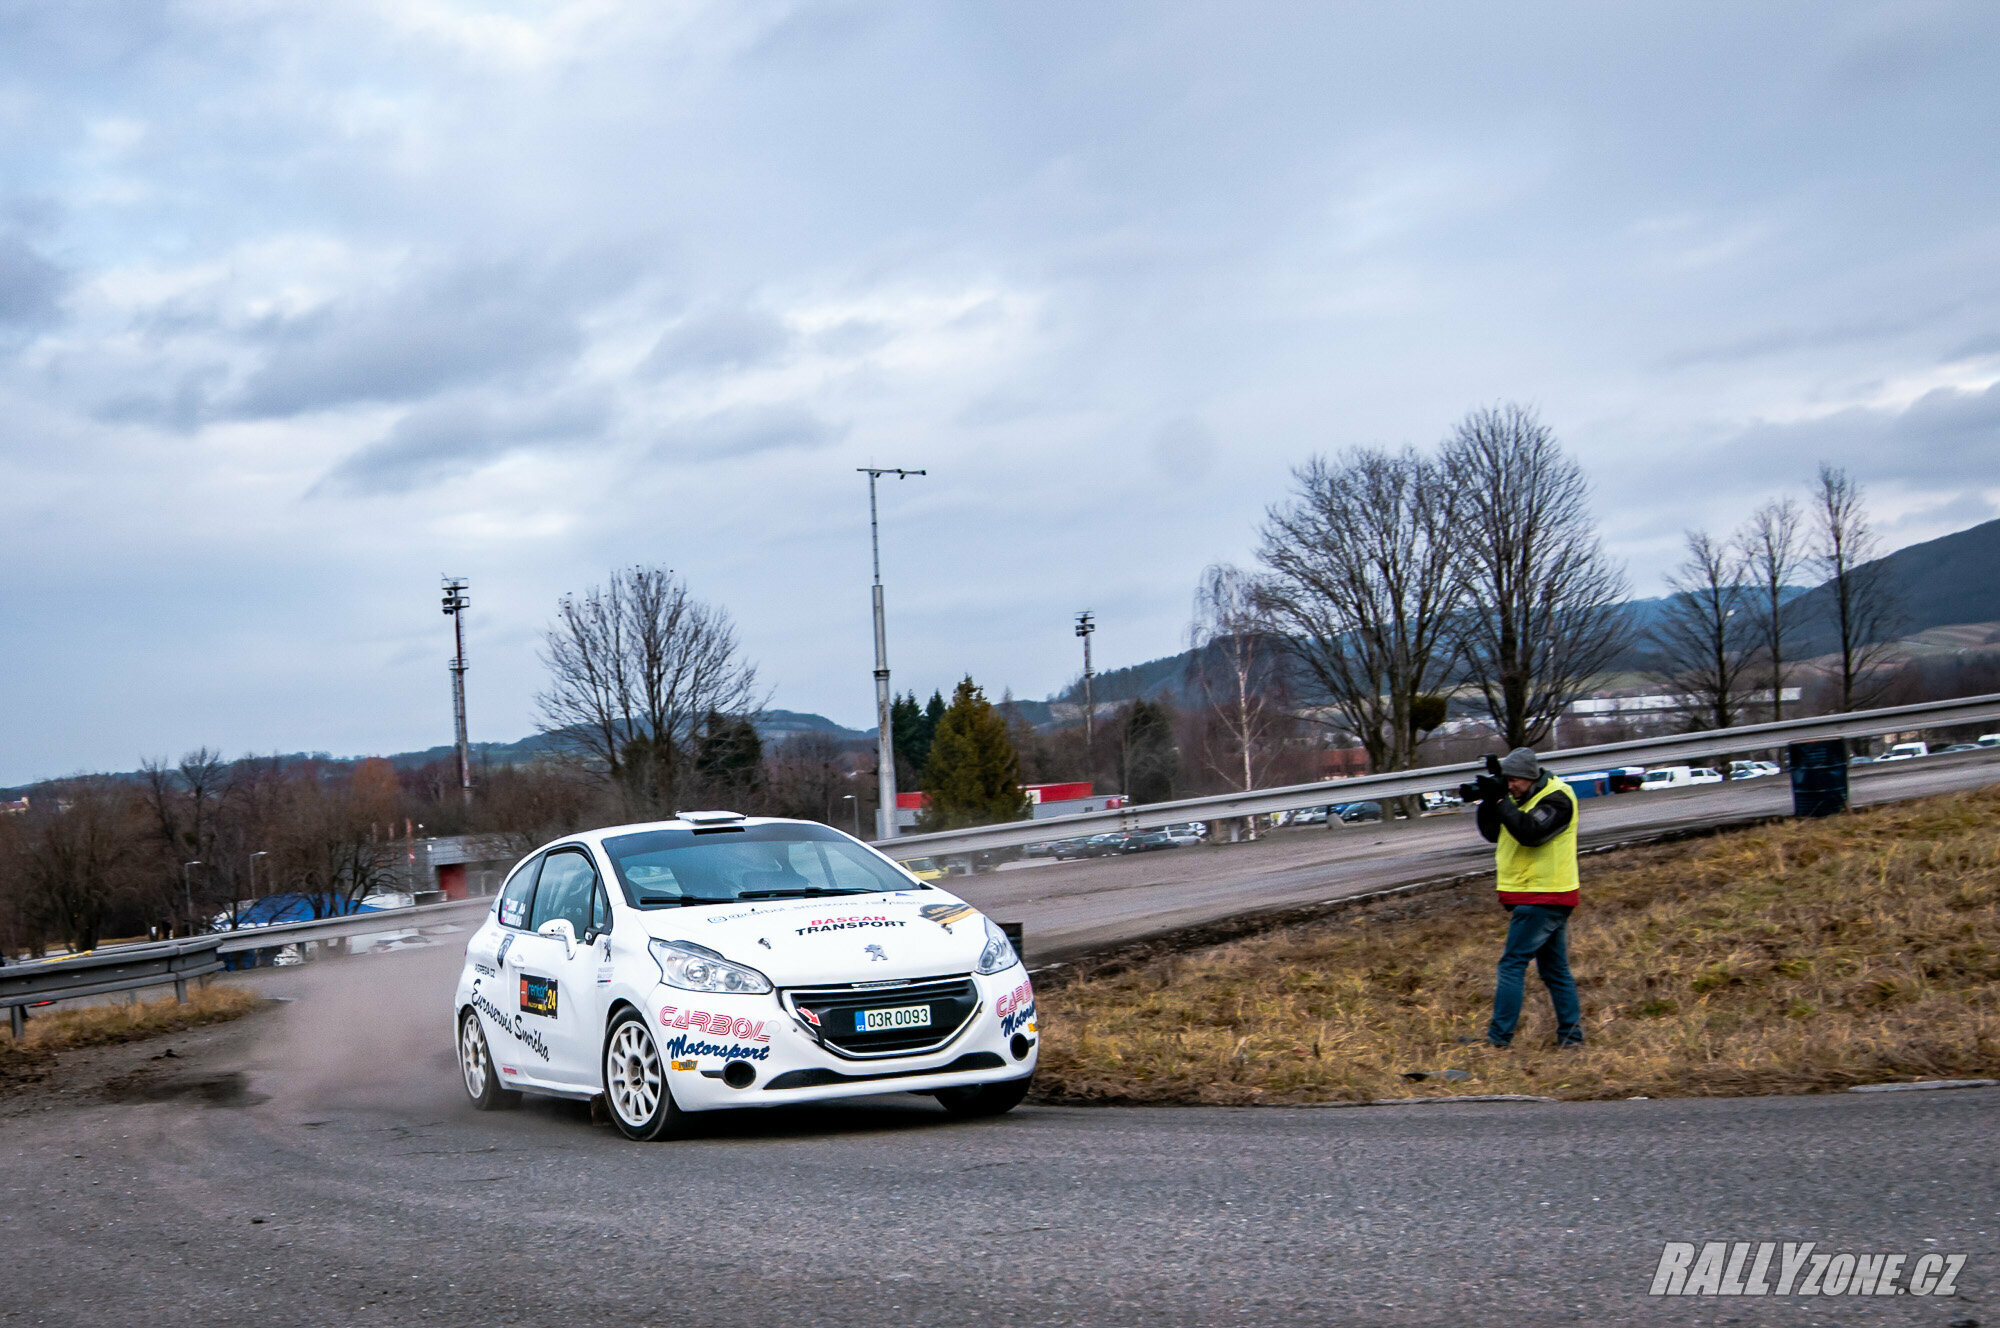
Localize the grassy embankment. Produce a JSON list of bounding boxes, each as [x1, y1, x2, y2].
[[0, 984, 261, 1091], [1035, 786, 2000, 1103]]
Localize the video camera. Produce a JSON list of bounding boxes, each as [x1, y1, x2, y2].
[[1457, 754, 1506, 804]]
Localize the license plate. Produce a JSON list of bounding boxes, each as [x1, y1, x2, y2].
[[855, 1003, 932, 1032]]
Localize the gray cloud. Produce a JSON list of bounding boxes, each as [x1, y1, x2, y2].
[[0, 233, 66, 332], [659, 404, 844, 461], [642, 304, 793, 377], [234, 260, 608, 418], [315, 391, 613, 496]]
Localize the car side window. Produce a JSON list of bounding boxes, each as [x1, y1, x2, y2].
[[529, 849, 598, 939], [497, 855, 543, 930]]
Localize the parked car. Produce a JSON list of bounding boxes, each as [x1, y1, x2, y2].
[[1849, 754, 1875, 766], [1939, 743, 1980, 754], [1286, 807, 1329, 826], [1640, 766, 1692, 791], [1058, 832, 1128, 859], [1119, 831, 1179, 853], [455, 812, 1034, 1140], [1882, 741, 1929, 761], [1164, 826, 1205, 847], [1979, 735, 2000, 748], [1049, 839, 1093, 861], [898, 857, 949, 883], [1337, 801, 1384, 823]]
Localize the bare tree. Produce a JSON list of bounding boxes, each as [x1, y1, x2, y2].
[[1186, 564, 1287, 799], [13, 780, 141, 953], [1647, 529, 1758, 733], [536, 566, 762, 816], [1738, 498, 1804, 721], [1441, 404, 1629, 748], [1257, 448, 1463, 777], [1812, 464, 1901, 712]]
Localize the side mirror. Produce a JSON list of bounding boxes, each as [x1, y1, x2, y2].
[[538, 918, 576, 958]]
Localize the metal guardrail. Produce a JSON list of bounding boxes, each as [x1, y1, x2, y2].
[[1, 895, 494, 1032], [875, 691, 2000, 857]]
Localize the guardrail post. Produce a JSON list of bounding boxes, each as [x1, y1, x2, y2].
[[9, 1006, 22, 1038], [174, 978, 188, 1004]]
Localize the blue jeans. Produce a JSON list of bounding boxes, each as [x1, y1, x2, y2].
[[1487, 904, 1583, 1046]]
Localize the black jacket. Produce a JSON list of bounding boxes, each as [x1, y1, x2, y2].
[[1476, 771, 1574, 849]]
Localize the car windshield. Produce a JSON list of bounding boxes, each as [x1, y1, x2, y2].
[[601, 823, 928, 909]]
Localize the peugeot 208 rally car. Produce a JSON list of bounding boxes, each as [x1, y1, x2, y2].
[[453, 811, 1036, 1140]]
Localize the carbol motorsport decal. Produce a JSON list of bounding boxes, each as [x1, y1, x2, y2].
[[658, 1005, 773, 1062], [519, 973, 559, 1017], [469, 978, 551, 1062], [996, 978, 1036, 1036]]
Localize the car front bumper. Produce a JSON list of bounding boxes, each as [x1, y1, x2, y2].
[[649, 966, 1037, 1112]]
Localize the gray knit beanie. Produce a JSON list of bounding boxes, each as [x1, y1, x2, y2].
[[1497, 747, 1541, 780]]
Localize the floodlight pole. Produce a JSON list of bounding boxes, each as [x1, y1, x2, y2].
[[181, 860, 203, 936], [861, 467, 925, 840], [1075, 610, 1096, 772], [442, 577, 472, 805]]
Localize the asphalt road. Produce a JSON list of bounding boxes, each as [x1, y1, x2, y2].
[[2, 976, 1992, 1328], [6, 762, 1998, 1327], [960, 751, 2000, 964]]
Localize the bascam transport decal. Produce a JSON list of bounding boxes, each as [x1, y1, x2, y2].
[[520, 973, 559, 1017], [793, 915, 908, 937], [919, 901, 976, 928]]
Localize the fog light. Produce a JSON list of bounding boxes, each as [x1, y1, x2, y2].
[[722, 1061, 756, 1089], [1010, 1033, 1033, 1061]]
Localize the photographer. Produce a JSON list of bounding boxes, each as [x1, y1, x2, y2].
[[1464, 747, 1584, 1049]]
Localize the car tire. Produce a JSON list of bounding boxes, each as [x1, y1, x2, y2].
[[933, 1073, 1033, 1119], [458, 1009, 520, 1111], [602, 1008, 681, 1142]]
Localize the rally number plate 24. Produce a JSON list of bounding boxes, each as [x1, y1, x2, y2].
[[855, 1003, 932, 1032]]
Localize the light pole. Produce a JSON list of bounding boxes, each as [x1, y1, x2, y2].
[[181, 860, 203, 936], [248, 850, 268, 901], [860, 466, 925, 840], [1074, 610, 1096, 776], [441, 576, 472, 806], [841, 793, 860, 838]]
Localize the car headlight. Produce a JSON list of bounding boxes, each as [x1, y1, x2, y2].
[[974, 915, 1018, 975], [649, 938, 772, 994]]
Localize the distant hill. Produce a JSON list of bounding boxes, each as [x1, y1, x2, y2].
[[1782, 516, 2000, 656], [1, 710, 872, 797], [1049, 515, 2000, 708]]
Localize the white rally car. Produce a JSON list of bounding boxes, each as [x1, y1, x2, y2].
[[453, 811, 1037, 1140]]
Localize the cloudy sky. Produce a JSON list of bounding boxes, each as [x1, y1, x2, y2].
[[3, 1, 1998, 784]]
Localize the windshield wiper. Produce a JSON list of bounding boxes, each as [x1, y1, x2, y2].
[[733, 887, 881, 900]]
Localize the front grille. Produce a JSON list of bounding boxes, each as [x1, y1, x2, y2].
[[784, 974, 980, 1060], [765, 1052, 1007, 1092]]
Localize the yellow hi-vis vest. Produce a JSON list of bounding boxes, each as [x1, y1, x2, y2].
[[1495, 775, 1580, 896]]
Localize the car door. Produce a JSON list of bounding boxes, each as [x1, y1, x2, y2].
[[505, 846, 608, 1088]]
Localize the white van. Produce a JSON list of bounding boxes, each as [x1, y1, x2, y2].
[[1977, 735, 2000, 748], [1641, 766, 1724, 791], [1883, 741, 1929, 761]]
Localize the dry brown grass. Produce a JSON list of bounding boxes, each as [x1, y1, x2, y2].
[[0, 983, 262, 1090], [1035, 787, 2000, 1103]]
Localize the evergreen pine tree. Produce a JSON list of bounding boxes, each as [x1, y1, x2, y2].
[[694, 710, 764, 807], [1122, 699, 1178, 804], [917, 677, 1027, 830]]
